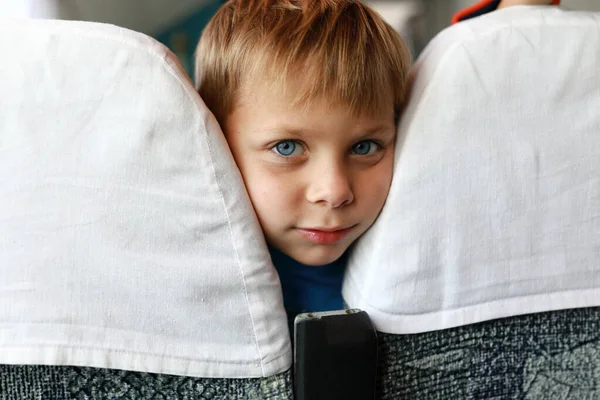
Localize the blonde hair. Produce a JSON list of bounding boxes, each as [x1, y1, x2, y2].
[[195, 0, 411, 125]]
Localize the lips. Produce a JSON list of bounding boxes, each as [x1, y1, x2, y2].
[[296, 226, 355, 245]]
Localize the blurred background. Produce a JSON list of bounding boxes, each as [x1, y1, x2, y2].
[[2, 0, 598, 79]]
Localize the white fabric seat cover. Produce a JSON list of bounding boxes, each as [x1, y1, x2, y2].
[[0, 19, 291, 378], [343, 6, 600, 334]]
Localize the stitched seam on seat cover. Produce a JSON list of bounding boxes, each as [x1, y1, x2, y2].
[[156, 44, 267, 377], [158, 58, 267, 376], [0, 341, 291, 368]]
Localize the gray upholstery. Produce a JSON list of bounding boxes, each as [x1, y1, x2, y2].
[[376, 307, 600, 399], [6, 306, 600, 400], [0, 365, 292, 400]]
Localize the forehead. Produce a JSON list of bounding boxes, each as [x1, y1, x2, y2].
[[236, 91, 393, 133], [235, 75, 396, 125]]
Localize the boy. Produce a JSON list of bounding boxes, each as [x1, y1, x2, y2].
[[194, 0, 559, 325], [196, 0, 409, 324]]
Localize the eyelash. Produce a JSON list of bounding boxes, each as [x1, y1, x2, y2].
[[351, 140, 382, 156], [269, 139, 384, 158]]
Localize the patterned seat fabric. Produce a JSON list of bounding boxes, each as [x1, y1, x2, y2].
[[0, 366, 293, 400], [376, 307, 600, 399]]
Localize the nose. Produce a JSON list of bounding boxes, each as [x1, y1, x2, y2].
[[305, 160, 354, 208]]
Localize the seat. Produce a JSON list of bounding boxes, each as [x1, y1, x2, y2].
[[6, 6, 600, 399], [343, 6, 600, 398], [0, 19, 292, 399]]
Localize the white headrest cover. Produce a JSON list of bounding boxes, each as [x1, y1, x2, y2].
[[344, 7, 600, 334], [0, 19, 290, 378]]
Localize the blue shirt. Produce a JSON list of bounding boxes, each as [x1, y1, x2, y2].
[[269, 247, 346, 331]]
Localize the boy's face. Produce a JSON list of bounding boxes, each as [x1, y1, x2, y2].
[[224, 85, 396, 266]]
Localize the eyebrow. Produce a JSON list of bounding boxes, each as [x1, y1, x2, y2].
[[254, 123, 395, 140], [353, 125, 396, 141], [269, 127, 308, 138]]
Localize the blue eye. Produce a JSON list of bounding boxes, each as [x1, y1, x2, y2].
[[273, 140, 302, 156], [352, 140, 379, 156]]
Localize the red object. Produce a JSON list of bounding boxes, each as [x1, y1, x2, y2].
[[296, 227, 355, 245], [452, 0, 561, 25]]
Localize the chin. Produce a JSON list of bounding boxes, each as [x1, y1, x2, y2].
[[290, 246, 347, 267]]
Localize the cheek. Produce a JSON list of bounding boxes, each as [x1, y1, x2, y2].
[[238, 164, 299, 225], [357, 157, 394, 213]]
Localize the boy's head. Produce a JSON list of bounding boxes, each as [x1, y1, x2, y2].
[[196, 0, 411, 266]]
